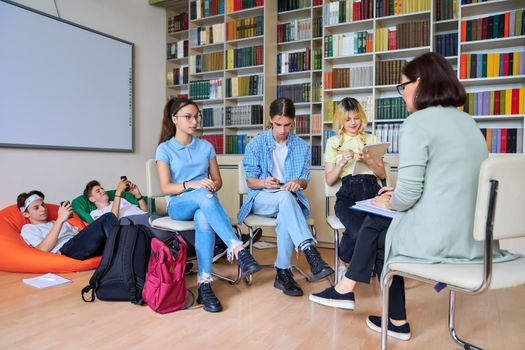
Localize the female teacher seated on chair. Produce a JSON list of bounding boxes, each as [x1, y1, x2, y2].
[[310, 52, 517, 341], [238, 97, 334, 297], [156, 97, 261, 313]]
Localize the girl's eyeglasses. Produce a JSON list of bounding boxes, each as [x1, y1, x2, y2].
[[175, 112, 202, 124]]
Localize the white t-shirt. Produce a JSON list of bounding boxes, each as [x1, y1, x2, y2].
[[272, 141, 288, 183], [90, 198, 146, 220], [21, 221, 79, 253]]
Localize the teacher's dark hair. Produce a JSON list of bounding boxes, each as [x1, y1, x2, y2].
[[158, 98, 199, 144], [402, 52, 466, 110]]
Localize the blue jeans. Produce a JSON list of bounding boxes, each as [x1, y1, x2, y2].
[[252, 190, 312, 269], [167, 189, 241, 279]]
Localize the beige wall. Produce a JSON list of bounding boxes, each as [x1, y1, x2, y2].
[[0, 0, 166, 208]]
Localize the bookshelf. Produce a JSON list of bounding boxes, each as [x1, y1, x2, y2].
[[151, 0, 525, 162]]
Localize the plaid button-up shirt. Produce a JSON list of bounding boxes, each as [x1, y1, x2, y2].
[[237, 129, 311, 224]]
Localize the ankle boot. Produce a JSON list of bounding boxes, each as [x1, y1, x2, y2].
[[197, 281, 222, 313], [237, 249, 262, 277], [274, 268, 303, 297], [303, 245, 334, 281]]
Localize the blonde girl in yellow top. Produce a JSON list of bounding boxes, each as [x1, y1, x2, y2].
[[324, 97, 386, 264]]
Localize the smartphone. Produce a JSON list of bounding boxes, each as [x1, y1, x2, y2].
[[120, 176, 130, 192], [60, 201, 74, 219]]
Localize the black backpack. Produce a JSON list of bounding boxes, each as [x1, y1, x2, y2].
[[81, 221, 152, 304]]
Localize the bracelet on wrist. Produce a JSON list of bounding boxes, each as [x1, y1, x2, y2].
[[114, 194, 121, 198], [182, 181, 187, 190], [135, 196, 144, 201]]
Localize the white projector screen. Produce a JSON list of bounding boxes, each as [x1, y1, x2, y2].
[[0, 0, 134, 151]]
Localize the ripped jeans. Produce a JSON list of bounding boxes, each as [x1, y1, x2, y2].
[[167, 188, 241, 281]]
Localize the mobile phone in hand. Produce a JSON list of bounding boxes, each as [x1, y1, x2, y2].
[[60, 201, 74, 219], [120, 176, 130, 192]]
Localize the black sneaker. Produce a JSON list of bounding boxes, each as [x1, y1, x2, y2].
[[237, 249, 262, 277], [241, 227, 263, 248], [274, 268, 303, 297], [197, 282, 222, 313], [309, 286, 355, 310], [302, 245, 334, 281], [366, 315, 411, 341]]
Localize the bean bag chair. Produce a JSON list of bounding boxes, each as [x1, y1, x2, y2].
[[72, 190, 154, 224], [0, 204, 101, 273]]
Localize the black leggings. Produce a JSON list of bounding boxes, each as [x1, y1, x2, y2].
[[59, 213, 118, 260], [335, 174, 381, 263], [344, 214, 406, 320]]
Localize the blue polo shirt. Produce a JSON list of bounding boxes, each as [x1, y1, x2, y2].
[[156, 136, 216, 205]]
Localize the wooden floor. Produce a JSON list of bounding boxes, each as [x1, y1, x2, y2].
[[1, 247, 523, 350]]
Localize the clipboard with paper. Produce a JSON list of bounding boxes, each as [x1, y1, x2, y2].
[[352, 142, 390, 176]]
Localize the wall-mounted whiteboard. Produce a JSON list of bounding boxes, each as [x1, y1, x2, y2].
[[0, 0, 134, 152]]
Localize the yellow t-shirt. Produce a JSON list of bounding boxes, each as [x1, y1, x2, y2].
[[324, 133, 378, 178]]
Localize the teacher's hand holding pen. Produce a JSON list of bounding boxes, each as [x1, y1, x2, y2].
[[337, 150, 355, 167]]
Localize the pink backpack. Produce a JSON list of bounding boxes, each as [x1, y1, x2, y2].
[[142, 236, 191, 314]]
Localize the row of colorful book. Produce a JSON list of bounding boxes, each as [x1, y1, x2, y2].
[[202, 107, 224, 127], [225, 105, 264, 126], [167, 40, 188, 60], [460, 88, 525, 116], [296, 114, 311, 134], [375, 21, 429, 52], [324, 31, 373, 57], [190, 52, 224, 74], [225, 134, 253, 154], [277, 49, 311, 74], [167, 66, 189, 86], [435, 0, 458, 21], [375, 123, 401, 154], [190, 0, 225, 20], [168, 12, 188, 33], [459, 51, 525, 79], [225, 74, 263, 97], [277, 19, 312, 43], [226, 45, 264, 69], [460, 9, 524, 42], [200, 134, 224, 154], [375, 59, 406, 85], [189, 23, 225, 47], [375, 0, 430, 18], [225, 0, 263, 13], [226, 15, 264, 41], [376, 97, 409, 120], [324, 0, 373, 25], [435, 32, 458, 58], [324, 66, 373, 89], [277, 83, 311, 103], [277, 0, 320, 13], [311, 145, 322, 166], [190, 79, 223, 100], [480, 128, 524, 153]]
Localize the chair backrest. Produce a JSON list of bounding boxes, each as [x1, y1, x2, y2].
[[473, 156, 525, 241], [238, 161, 249, 195], [146, 159, 163, 198]]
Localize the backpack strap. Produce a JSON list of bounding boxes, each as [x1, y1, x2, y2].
[[81, 223, 122, 303], [121, 225, 142, 304]]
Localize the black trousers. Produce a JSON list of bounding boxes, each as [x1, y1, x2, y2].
[[344, 214, 407, 320], [59, 212, 118, 260], [335, 174, 381, 263]]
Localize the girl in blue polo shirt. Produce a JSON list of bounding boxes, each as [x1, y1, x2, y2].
[[156, 98, 261, 313]]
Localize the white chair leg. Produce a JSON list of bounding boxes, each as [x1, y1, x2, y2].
[[449, 291, 484, 350], [333, 228, 340, 283], [381, 271, 393, 350]]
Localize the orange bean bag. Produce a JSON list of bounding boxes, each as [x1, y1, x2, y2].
[[0, 204, 101, 273]]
